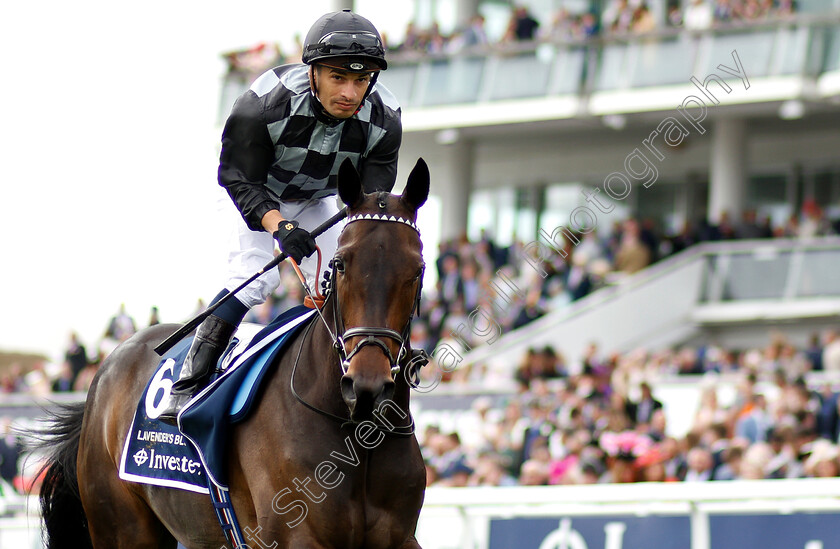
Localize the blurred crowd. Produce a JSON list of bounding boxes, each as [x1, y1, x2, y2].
[[221, 0, 803, 80], [3, 200, 838, 399], [422, 329, 840, 487], [1, 203, 839, 493], [390, 0, 797, 56]]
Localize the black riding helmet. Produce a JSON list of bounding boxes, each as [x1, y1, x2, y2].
[[303, 10, 387, 116], [302, 9, 387, 72]]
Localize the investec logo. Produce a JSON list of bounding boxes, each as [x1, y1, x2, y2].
[[133, 448, 202, 475]]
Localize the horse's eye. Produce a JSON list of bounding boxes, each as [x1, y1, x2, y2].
[[333, 258, 345, 273]]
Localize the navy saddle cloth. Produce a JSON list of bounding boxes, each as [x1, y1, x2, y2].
[[120, 305, 316, 492]]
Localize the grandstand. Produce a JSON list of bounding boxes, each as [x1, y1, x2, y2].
[[364, 1, 840, 547]]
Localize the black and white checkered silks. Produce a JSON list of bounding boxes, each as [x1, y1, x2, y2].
[[218, 64, 401, 307]]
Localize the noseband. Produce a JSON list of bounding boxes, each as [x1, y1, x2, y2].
[[329, 212, 423, 377]]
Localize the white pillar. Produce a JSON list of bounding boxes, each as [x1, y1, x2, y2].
[[457, 0, 481, 24], [708, 118, 747, 224], [331, 0, 354, 12], [434, 139, 473, 242]]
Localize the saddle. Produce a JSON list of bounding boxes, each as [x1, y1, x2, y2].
[[119, 306, 316, 492]]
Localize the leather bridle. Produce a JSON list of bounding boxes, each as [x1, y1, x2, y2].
[[290, 211, 424, 435], [329, 261, 424, 379]]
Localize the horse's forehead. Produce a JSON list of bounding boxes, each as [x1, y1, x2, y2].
[[353, 192, 410, 217]]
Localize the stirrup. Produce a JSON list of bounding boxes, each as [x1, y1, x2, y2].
[[158, 392, 192, 425]]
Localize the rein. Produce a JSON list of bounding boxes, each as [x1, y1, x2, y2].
[[288, 210, 423, 437]]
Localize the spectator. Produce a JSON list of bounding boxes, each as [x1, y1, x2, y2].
[[51, 362, 75, 392], [428, 432, 471, 485], [603, 0, 636, 34], [545, 9, 577, 40], [398, 21, 423, 53], [799, 199, 832, 239], [631, 3, 658, 34], [425, 22, 448, 54], [822, 330, 840, 372], [668, 4, 684, 25], [578, 13, 600, 38], [459, 14, 489, 49], [512, 287, 546, 329], [0, 364, 23, 393], [222, 42, 284, 82], [519, 459, 550, 485], [713, 0, 736, 21], [565, 252, 594, 301], [104, 304, 137, 343], [816, 383, 839, 440], [777, 0, 796, 17], [735, 209, 769, 239], [684, 0, 714, 30], [437, 254, 463, 307], [0, 418, 23, 491], [23, 362, 51, 397], [626, 381, 664, 426], [472, 454, 518, 486], [614, 219, 652, 274], [505, 6, 541, 41], [714, 443, 746, 480], [64, 332, 88, 386], [804, 440, 840, 478], [735, 393, 773, 443], [684, 446, 715, 481], [148, 306, 161, 327], [73, 357, 101, 393]]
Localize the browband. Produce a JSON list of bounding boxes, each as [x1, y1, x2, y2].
[[345, 213, 419, 233]]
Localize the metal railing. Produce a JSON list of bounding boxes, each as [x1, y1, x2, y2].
[[379, 13, 840, 107], [218, 13, 840, 125]]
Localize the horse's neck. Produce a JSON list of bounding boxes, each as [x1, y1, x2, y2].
[[295, 311, 347, 415]]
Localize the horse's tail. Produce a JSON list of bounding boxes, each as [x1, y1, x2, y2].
[[32, 402, 93, 549]]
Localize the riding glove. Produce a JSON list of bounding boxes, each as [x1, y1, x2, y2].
[[273, 220, 317, 263]]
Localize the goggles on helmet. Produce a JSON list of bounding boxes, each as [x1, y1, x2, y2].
[[306, 31, 384, 59]]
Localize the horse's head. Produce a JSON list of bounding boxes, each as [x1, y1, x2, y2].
[[332, 158, 429, 422]]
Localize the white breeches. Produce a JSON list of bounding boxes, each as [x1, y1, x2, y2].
[[221, 195, 344, 308]]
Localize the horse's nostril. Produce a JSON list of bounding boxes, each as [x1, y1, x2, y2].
[[341, 375, 356, 404], [381, 380, 395, 403]]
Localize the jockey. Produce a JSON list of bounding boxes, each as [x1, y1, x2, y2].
[[160, 10, 401, 424]]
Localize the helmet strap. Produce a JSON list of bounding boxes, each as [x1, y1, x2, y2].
[[359, 71, 380, 111], [309, 65, 319, 101]]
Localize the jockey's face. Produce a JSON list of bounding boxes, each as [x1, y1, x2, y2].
[[313, 65, 372, 118]]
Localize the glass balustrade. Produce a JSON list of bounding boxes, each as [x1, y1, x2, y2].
[[700, 240, 840, 303], [220, 15, 840, 117]]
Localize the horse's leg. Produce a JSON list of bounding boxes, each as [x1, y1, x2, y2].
[[80, 459, 176, 548]]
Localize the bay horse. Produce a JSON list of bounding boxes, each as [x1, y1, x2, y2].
[[37, 158, 429, 548]]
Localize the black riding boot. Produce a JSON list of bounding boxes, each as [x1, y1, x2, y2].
[[159, 315, 237, 425]]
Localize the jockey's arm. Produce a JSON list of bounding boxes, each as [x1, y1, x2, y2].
[[218, 92, 283, 232], [260, 209, 287, 233]]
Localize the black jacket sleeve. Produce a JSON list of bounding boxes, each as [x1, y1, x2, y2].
[[218, 92, 278, 232], [359, 106, 402, 194]]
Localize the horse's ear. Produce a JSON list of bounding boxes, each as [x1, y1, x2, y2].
[[401, 158, 429, 211], [338, 158, 363, 208]]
